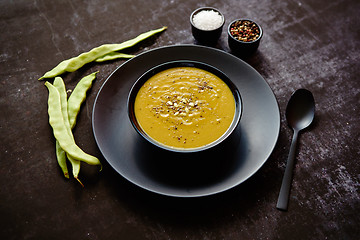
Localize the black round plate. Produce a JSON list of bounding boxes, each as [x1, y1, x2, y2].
[[92, 45, 280, 197]]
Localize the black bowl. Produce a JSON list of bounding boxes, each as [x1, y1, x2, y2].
[[190, 7, 225, 45], [127, 60, 242, 153], [228, 19, 263, 57]]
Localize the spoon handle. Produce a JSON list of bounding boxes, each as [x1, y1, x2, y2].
[[276, 130, 299, 211]]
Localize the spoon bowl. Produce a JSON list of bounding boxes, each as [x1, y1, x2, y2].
[[276, 89, 315, 211], [286, 89, 315, 131]]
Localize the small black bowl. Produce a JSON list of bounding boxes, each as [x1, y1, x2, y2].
[[127, 60, 242, 153], [228, 19, 263, 57], [190, 7, 225, 45]]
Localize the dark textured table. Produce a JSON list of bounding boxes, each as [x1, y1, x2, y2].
[[1, 0, 359, 239]]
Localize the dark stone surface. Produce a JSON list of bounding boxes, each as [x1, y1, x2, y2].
[[1, 0, 359, 239]]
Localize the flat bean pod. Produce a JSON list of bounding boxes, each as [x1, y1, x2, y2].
[[67, 155, 83, 187], [39, 26, 167, 80], [45, 81, 100, 166], [95, 52, 135, 62], [67, 72, 101, 179], [53, 77, 72, 178], [55, 141, 69, 178], [68, 71, 98, 129], [53, 77, 83, 181]]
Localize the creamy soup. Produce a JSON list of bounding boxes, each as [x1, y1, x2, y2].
[[134, 67, 236, 150]]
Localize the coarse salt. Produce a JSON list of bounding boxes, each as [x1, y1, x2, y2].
[[192, 10, 223, 31]]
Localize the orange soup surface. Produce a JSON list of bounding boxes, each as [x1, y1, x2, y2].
[[134, 67, 236, 149]]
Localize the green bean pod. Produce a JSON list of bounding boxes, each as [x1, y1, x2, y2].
[[67, 72, 102, 176], [67, 72, 99, 182], [39, 26, 167, 80], [55, 141, 69, 178], [53, 77, 72, 178], [95, 52, 135, 62], [68, 71, 98, 129], [45, 81, 100, 166], [53, 77, 83, 181], [67, 155, 83, 187]]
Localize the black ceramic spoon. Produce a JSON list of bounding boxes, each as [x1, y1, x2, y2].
[[277, 89, 315, 211]]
